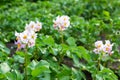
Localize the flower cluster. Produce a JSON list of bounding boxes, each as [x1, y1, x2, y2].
[[93, 40, 114, 55], [53, 15, 70, 31], [15, 21, 42, 50], [25, 21, 42, 32]]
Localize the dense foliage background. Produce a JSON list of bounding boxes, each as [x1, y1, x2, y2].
[[0, 0, 120, 80]]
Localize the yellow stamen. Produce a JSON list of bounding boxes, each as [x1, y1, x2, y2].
[[64, 18, 66, 21], [16, 37, 18, 40], [32, 35, 34, 39], [106, 47, 109, 51], [23, 35, 27, 39], [64, 22, 67, 26], [17, 43, 21, 49], [31, 25, 34, 28], [97, 44, 101, 48]]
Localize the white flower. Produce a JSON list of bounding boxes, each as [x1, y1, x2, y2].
[[15, 30, 37, 50], [0, 62, 10, 74], [15, 21, 42, 50], [20, 30, 31, 44], [35, 21, 42, 32], [15, 40, 25, 50], [53, 15, 70, 31], [28, 39, 35, 48], [93, 40, 114, 55], [25, 21, 36, 31], [93, 48, 100, 54], [95, 41, 104, 51], [25, 21, 42, 32], [28, 31, 37, 47], [103, 40, 114, 55], [30, 30, 37, 40]]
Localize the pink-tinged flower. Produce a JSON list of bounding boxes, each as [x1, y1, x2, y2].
[[53, 15, 70, 31], [15, 30, 37, 50], [15, 40, 26, 50], [25, 21, 42, 32], [93, 40, 114, 55], [35, 21, 42, 32], [27, 31, 37, 48], [93, 49, 100, 54], [15, 21, 41, 50], [28, 39, 35, 48], [25, 21, 36, 31], [95, 41, 104, 51], [19, 30, 30, 44], [93, 41, 104, 54], [103, 40, 114, 55], [29, 30, 37, 40]]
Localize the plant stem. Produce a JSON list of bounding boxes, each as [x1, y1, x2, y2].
[[60, 31, 64, 44], [98, 53, 103, 71], [58, 31, 64, 64], [34, 46, 38, 61], [97, 58, 100, 71], [24, 48, 28, 80]]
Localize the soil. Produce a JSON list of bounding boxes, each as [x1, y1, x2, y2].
[[6, 42, 16, 56]]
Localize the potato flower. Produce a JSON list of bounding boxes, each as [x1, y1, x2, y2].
[[103, 40, 114, 55], [53, 15, 70, 31], [15, 21, 42, 50], [93, 40, 114, 55], [15, 30, 37, 50], [25, 21, 42, 32], [93, 41, 104, 54]]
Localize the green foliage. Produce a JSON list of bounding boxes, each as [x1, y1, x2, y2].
[[0, 0, 120, 80]]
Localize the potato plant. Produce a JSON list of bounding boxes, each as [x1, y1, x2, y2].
[[0, 0, 120, 80]]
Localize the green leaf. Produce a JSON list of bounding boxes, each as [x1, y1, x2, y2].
[[0, 41, 5, 48], [66, 37, 76, 46], [57, 65, 71, 80], [49, 47, 58, 56], [32, 66, 50, 77], [13, 55, 24, 63], [103, 10, 110, 17], [72, 68, 86, 80], [71, 46, 91, 62], [16, 51, 25, 57], [6, 72, 16, 80], [15, 70, 23, 80], [43, 36, 54, 46], [77, 46, 91, 62], [61, 44, 69, 54], [31, 60, 51, 77], [3, 47, 10, 54], [36, 60, 50, 68], [28, 60, 38, 70], [96, 68, 118, 80]]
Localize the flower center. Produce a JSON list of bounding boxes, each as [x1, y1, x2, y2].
[[31, 25, 34, 28], [23, 35, 27, 39], [97, 44, 101, 48], [32, 35, 34, 39], [106, 47, 109, 51], [64, 22, 67, 26], [64, 18, 66, 21]]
